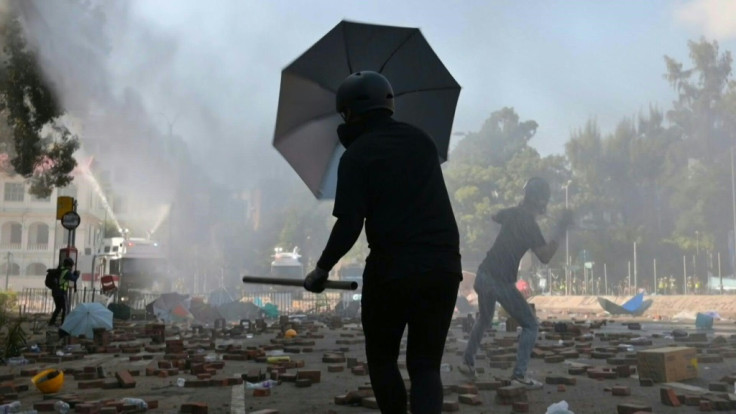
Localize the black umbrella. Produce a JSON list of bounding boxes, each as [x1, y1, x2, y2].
[[274, 20, 461, 199]]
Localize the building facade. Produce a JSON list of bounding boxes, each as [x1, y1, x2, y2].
[[0, 171, 106, 290]]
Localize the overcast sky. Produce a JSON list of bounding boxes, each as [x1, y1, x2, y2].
[[24, 0, 736, 189]]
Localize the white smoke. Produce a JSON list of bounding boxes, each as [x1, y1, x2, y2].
[[674, 0, 736, 40]]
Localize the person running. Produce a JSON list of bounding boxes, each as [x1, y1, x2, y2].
[[303, 71, 462, 413], [48, 257, 74, 326], [461, 177, 573, 389]]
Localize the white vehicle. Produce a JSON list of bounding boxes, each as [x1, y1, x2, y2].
[[78, 236, 170, 302], [270, 247, 304, 279]]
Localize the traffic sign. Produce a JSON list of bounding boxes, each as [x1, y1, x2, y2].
[[61, 211, 81, 230], [56, 196, 74, 220]]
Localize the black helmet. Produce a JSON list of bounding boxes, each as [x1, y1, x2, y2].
[[523, 177, 551, 213], [335, 71, 394, 120], [63, 257, 74, 267]]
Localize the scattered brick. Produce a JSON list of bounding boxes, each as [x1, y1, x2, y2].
[[296, 370, 321, 384], [708, 382, 730, 392], [616, 402, 652, 414], [442, 399, 459, 412], [361, 397, 379, 409], [512, 401, 529, 412], [115, 370, 136, 389], [458, 394, 482, 406], [253, 388, 271, 397], [639, 378, 654, 387], [78, 380, 104, 389], [611, 385, 631, 396], [180, 402, 208, 414], [455, 383, 478, 394], [295, 378, 312, 388]]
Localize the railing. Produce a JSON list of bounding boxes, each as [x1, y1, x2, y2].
[[0, 243, 22, 250], [18, 287, 110, 315], [25, 243, 50, 251], [239, 290, 342, 314], [17, 288, 345, 317]]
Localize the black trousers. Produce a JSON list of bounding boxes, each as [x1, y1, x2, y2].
[[361, 270, 460, 414], [49, 290, 67, 325]]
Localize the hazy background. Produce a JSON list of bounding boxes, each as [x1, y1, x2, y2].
[[17, 0, 736, 190], [6, 0, 736, 293]]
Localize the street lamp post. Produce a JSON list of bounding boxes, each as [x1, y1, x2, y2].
[[564, 180, 572, 295]]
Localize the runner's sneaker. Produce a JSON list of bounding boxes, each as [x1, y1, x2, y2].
[[511, 376, 543, 389], [458, 361, 476, 379]]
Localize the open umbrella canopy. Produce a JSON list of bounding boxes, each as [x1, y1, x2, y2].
[[189, 298, 222, 325], [208, 288, 235, 308], [274, 20, 460, 199], [60, 302, 113, 339], [147, 292, 192, 323]]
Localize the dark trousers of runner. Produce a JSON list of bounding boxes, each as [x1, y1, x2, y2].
[[361, 270, 460, 414], [49, 289, 67, 325]]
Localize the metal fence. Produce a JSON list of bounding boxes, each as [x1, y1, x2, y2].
[[17, 287, 345, 317], [239, 290, 343, 314], [17, 287, 114, 315]]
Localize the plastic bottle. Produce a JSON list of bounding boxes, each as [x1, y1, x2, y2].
[[0, 401, 21, 413], [120, 399, 147, 409], [176, 378, 186, 387], [53, 401, 69, 414], [245, 380, 279, 389]]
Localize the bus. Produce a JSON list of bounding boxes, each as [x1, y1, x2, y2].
[[78, 237, 170, 304]]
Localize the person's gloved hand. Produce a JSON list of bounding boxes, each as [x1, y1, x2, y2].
[[303, 267, 329, 293]]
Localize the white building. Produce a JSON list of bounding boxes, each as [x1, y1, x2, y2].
[[0, 170, 106, 290]]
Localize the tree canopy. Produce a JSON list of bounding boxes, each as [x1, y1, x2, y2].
[[0, 15, 78, 197]]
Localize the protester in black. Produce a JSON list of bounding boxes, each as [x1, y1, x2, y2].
[[461, 177, 573, 389], [48, 257, 74, 326], [304, 71, 462, 414]]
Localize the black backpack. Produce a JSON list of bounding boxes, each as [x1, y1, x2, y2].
[[45, 268, 62, 289]]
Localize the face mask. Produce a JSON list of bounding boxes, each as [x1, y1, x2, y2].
[[337, 122, 367, 148]]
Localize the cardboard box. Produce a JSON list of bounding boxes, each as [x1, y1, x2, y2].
[[636, 346, 697, 383]]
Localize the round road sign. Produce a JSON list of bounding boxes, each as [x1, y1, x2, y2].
[[61, 211, 81, 230]]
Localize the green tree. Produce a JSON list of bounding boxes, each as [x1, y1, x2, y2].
[[664, 38, 734, 162], [663, 38, 736, 271], [0, 16, 79, 197]]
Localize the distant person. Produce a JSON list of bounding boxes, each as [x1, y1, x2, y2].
[[302, 71, 462, 413], [460, 177, 573, 389], [48, 257, 74, 327]]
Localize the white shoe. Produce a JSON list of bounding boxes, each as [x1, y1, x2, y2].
[[458, 362, 476, 379], [511, 376, 543, 390]]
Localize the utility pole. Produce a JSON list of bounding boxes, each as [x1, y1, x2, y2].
[[564, 180, 571, 296], [4, 252, 11, 291], [653, 258, 657, 295], [633, 241, 638, 292], [718, 252, 723, 294], [683, 255, 687, 295], [731, 147, 736, 284]]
